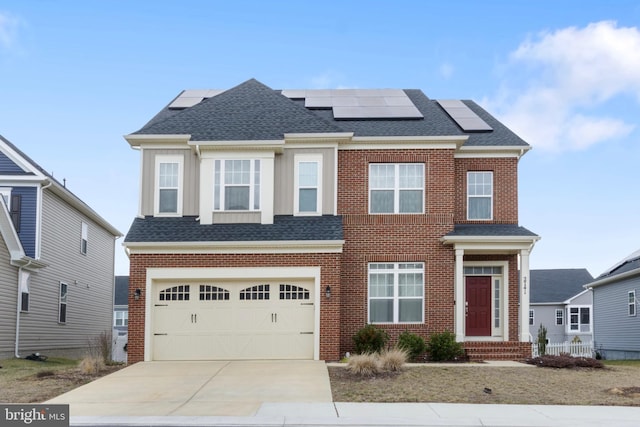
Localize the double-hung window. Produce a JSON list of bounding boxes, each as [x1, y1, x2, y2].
[[155, 156, 182, 215], [59, 282, 68, 323], [80, 222, 88, 255], [295, 155, 322, 215], [555, 308, 564, 325], [19, 271, 29, 312], [369, 163, 424, 214], [467, 171, 493, 220], [368, 262, 424, 323], [568, 306, 590, 332], [629, 291, 636, 316], [114, 310, 128, 327], [214, 159, 260, 211], [529, 309, 534, 325]]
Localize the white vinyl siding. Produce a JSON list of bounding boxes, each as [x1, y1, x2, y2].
[[467, 171, 493, 220], [369, 164, 424, 214], [155, 155, 183, 216], [368, 262, 424, 324]]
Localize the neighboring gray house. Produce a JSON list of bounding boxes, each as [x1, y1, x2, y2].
[[113, 276, 129, 335], [0, 134, 121, 359], [529, 269, 594, 343], [587, 249, 640, 360]]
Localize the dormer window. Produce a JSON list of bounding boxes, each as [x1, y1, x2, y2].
[[214, 159, 261, 211], [155, 155, 183, 216], [294, 154, 322, 216]]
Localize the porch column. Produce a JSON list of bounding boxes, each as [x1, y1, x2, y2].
[[520, 249, 531, 342], [455, 249, 465, 342]]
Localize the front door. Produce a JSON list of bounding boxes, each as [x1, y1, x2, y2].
[[465, 276, 491, 336]]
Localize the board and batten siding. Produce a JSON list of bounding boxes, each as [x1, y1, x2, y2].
[[16, 189, 116, 357], [0, 235, 19, 358], [274, 147, 336, 215], [593, 275, 640, 359], [140, 148, 199, 217]]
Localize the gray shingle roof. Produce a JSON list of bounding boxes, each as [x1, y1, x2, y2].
[[530, 269, 594, 304], [124, 215, 344, 243], [445, 224, 538, 237], [132, 79, 529, 147], [114, 276, 129, 306]]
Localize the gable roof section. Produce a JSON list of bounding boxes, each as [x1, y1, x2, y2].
[[530, 269, 594, 304], [130, 79, 530, 148], [134, 79, 344, 141], [588, 249, 640, 289], [0, 135, 121, 237], [124, 215, 343, 244]]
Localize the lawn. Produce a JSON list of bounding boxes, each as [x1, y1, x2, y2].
[[328, 361, 640, 406], [0, 357, 122, 403]]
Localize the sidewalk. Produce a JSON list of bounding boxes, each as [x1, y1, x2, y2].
[[71, 402, 640, 427]]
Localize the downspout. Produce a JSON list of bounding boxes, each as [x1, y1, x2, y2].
[[15, 261, 33, 358]]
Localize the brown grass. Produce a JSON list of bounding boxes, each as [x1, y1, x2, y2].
[[329, 364, 640, 406]]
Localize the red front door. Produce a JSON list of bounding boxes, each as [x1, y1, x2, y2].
[[465, 276, 491, 336]]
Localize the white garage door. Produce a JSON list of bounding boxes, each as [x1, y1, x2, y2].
[[152, 280, 315, 360]]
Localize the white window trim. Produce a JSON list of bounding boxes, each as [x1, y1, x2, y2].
[[467, 171, 493, 220], [629, 290, 637, 317], [58, 282, 68, 324], [114, 310, 128, 327], [369, 163, 425, 214], [214, 159, 261, 212], [154, 155, 183, 217], [368, 262, 425, 324], [555, 308, 564, 325], [294, 154, 323, 216], [80, 221, 88, 255], [567, 305, 591, 333], [0, 187, 11, 210]]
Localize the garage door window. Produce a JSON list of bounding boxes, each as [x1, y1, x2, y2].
[[240, 284, 270, 300], [199, 285, 230, 301], [280, 284, 310, 300], [159, 285, 190, 301]]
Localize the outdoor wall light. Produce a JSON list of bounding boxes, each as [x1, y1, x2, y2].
[[134, 288, 141, 301], [325, 285, 331, 298]]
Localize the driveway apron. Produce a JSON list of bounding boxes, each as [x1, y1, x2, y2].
[[46, 360, 333, 417]]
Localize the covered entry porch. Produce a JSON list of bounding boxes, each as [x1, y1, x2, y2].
[[442, 224, 540, 360]]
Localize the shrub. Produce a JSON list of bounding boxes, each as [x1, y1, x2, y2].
[[526, 354, 604, 369], [537, 324, 548, 356], [426, 331, 464, 362], [347, 353, 380, 376], [379, 348, 408, 371], [397, 331, 427, 361], [78, 356, 105, 375], [352, 324, 389, 354]]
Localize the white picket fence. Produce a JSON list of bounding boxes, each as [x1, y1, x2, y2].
[[532, 341, 594, 358]]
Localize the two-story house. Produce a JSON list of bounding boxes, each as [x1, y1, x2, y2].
[[123, 79, 539, 363], [0, 135, 121, 359]]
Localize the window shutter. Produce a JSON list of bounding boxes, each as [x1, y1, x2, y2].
[[10, 194, 20, 231]]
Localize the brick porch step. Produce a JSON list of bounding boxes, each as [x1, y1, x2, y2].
[[464, 342, 532, 362]]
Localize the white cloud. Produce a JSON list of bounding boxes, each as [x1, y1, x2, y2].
[[485, 21, 640, 152], [0, 11, 21, 50]]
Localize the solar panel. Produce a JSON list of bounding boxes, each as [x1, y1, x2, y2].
[[282, 89, 423, 119], [168, 90, 225, 109], [437, 100, 493, 132]]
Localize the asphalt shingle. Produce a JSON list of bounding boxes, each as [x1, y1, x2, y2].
[[530, 269, 594, 304]]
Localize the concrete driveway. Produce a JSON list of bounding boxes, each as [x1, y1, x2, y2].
[[46, 360, 333, 417]]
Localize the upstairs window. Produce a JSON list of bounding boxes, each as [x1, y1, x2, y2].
[[467, 171, 493, 220], [0, 188, 21, 231], [295, 155, 322, 215], [80, 222, 88, 255], [369, 163, 424, 214], [629, 291, 636, 317], [214, 159, 260, 211], [155, 156, 182, 215]]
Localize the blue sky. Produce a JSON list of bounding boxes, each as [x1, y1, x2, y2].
[[1, 1, 639, 277]]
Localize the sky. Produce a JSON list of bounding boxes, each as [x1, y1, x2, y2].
[[0, 1, 639, 278]]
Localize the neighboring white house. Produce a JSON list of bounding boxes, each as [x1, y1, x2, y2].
[[587, 249, 640, 360], [529, 269, 594, 343], [0, 134, 121, 359]]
